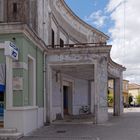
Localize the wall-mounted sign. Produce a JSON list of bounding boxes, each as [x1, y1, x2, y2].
[[4, 41, 19, 60], [13, 77, 23, 91]]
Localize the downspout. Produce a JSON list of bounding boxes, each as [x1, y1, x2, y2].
[[43, 51, 47, 123]]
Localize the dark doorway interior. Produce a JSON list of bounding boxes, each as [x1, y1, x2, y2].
[[0, 91, 4, 127], [0, 92, 4, 117], [63, 86, 69, 115]]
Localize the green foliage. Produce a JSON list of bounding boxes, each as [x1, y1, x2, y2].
[[136, 94, 140, 105], [108, 93, 113, 105]]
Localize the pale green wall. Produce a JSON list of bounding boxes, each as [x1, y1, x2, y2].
[[0, 49, 5, 63], [0, 33, 44, 107]]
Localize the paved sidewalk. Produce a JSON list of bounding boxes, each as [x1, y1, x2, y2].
[[21, 108, 140, 140]]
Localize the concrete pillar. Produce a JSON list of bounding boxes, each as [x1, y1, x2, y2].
[[5, 56, 13, 109], [46, 65, 53, 123], [114, 77, 123, 116], [90, 80, 95, 114], [94, 58, 108, 123]]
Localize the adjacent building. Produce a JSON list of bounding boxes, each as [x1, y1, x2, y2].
[[108, 80, 129, 107], [0, 0, 125, 136], [129, 83, 140, 105], [123, 80, 129, 106]]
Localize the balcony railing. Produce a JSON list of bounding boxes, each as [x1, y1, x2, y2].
[[47, 42, 107, 49]]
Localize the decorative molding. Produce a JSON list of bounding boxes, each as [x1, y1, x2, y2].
[[6, 106, 38, 111]]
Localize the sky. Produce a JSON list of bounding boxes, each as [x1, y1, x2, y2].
[[65, 0, 140, 84]]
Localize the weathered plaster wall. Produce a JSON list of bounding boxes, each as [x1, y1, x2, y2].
[[0, 49, 5, 63], [52, 70, 62, 120], [73, 79, 89, 115], [37, 0, 49, 45], [52, 71, 89, 120], [0, 34, 44, 107]]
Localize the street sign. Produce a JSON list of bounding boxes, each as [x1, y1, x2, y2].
[[4, 41, 19, 60]]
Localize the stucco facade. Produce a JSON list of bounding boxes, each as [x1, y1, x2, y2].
[[0, 0, 125, 136]]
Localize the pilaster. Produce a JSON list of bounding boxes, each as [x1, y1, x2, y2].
[[94, 58, 108, 123], [6, 56, 13, 109], [46, 65, 53, 123], [114, 76, 123, 116]]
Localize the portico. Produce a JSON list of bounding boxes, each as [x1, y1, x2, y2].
[[45, 43, 125, 124]]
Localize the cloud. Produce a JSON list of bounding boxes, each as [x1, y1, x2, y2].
[[85, 10, 107, 28], [106, 0, 140, 83]]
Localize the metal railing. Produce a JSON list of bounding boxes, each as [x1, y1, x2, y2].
[[47, 42, 107, 49]]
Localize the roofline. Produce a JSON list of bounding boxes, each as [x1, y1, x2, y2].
[[129, 83, 140, 86], [62, 0, 109, 40], [109, 55, 126, 71]]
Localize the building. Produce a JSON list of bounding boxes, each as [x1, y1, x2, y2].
[[0, 0, 125, 136], [123, 80, 129, 106], [129, 83, 140, 105], [108, 80, 129, 107]]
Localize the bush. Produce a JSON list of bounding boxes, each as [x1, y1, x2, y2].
[[108, 93, 113, 107], [136, 94, 140, 105]]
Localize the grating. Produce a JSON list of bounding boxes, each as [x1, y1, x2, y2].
[[56, 130, 66, 133]]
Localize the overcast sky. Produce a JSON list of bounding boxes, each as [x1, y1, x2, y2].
[[65, 0, 140, 84]]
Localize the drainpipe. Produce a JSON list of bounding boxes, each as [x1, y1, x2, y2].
[[43, 51, 47, 123]]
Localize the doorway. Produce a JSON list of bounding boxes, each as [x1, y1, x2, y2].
[[63, 83, 72, 116], [63, 86, 69, 115], [0, 91, 4, 127]]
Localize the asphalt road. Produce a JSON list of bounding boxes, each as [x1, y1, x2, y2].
[[21, 108, 140, 140]]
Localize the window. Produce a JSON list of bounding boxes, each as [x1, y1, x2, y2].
[[51, 29, 55, 48], [28, 56, 36, 106], [13, 3, 17, 13], [60, 38, 64, 48]]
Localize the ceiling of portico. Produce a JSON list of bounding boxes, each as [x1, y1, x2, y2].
[[52, 64, 94, 81]]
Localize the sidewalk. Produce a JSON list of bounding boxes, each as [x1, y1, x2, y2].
[[21, 108, 140, 140]]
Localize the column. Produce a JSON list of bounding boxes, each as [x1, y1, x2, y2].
[[94, 58, 108, 123], [114, 77, 123, 116], [90, 80, 95, 114], [46, 65, 53, 123], [6, 56, 13, 109]]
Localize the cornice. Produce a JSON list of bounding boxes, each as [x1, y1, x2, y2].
[[108, 56, 126, 71], [0, 22, 48, 52], [60, 0, 109, 40]]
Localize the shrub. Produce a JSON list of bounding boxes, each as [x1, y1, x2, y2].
[[136, 94, 140, 105]]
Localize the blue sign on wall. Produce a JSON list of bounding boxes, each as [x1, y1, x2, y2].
[[0, 84, 5, 92]]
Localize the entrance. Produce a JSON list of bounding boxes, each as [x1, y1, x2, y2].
[[0, 91, 4, 127], [63, 83, 72, 116], [0, 63, 5, 128], [63, 86, 69, 115]]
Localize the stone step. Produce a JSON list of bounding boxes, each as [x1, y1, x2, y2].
[[0, 132, 23, 140], [0, 128, 17, 133]]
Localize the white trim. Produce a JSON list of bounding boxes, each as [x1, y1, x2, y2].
[[5, 56, 13, 108], [28, 55, 36, 106], [6, 106, 38, 111]]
